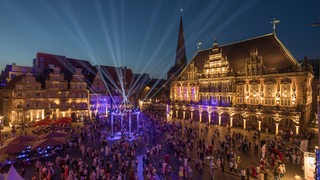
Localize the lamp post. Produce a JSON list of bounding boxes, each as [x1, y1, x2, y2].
[[242, 104, 247, 130]]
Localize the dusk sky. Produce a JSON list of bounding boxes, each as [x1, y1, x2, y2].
[[0, 0, 319, 78]]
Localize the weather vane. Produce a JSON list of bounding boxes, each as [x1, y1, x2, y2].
[[270, 18, 280, 34]]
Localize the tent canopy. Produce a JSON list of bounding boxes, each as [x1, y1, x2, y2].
[[4, 166, 24, 180]]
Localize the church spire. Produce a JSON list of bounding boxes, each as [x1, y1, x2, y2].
[[175, 15, 187, 66], [166, 14, 188, 80]]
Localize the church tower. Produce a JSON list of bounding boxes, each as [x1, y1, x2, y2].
[[167, 15, 187, 80], [175, 16, 187, 67]]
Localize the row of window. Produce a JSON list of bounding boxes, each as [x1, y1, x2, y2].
[[15, 102, 88, 109], [236, 97, 292, 106], [70, 83, 86, 90]]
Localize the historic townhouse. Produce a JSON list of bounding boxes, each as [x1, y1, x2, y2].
[[44, 67, 90, 120], [0, 67, 91, 127], [89, 70, 108, 119], [0, 52, 141, 126], [168, 19, 314, 134], [68, 68, 90, 120], [1, 73, 45, 127]]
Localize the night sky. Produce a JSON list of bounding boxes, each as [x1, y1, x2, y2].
[[0, 0, 319, 78]]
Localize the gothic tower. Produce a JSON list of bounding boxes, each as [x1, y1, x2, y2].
[[175, 16, 187, 67], [167, 15, 187, 80]]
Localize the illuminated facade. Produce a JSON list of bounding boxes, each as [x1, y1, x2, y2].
[[65, 67, 90, 120], [0, 52, 142, 125], [1, 73, 44, 126], [0, 64, 35, 87], [169, 34, 314, 134], [89, 72, 108, 118], [0, 67, 90, 126]]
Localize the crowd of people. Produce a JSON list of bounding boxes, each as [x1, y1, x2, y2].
[[0, 106, 316, 179]]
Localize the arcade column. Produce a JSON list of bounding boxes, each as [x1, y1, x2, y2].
[[129, 111, 132, 139], [111, 113, 114, 137]]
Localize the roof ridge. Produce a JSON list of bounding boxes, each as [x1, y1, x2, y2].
[[196, 33, 274, 53], [220, 33, 274, 47]]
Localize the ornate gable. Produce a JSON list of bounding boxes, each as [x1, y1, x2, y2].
[[202, 39, 231, 78]]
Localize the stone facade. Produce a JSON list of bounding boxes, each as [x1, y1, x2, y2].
[[169, 34, 314, 134], [0, 53, 142, 126], [0, 67, 90, 127]]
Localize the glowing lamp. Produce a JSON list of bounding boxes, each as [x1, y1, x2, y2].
[[292, 93, 296, 105], [275, 92, 280, 104], [260, 92, 264, 100]]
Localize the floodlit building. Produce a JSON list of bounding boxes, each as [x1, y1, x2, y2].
[[0, 64, 36, 87], [0, 52, 140, 126], [168, 18, 314, 134], [1, 73, 45, 127]]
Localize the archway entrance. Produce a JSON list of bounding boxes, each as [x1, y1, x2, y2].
[[221, 112, 230, 126], [233, 113, 243, 128], [247, 115, 258, 131], [211, 112, 219, 125], [193, 110, 199, 122], [202, 111, 209, 123]]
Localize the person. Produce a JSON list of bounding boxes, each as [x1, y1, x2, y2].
[[210, 158, 215, 176], [240, 168, 246, 180], [246, 167, 250, 180], [264, 168, 269, 180], [234, 162, 238, 174], [221, 158, 225, 172], [258, 172, 264, 180], [20, 168, 25, 178], [279, 163, 286, 179], [229, 160, 234, 173], [274, 165, 280, 180], [178, 166, 184, 180]]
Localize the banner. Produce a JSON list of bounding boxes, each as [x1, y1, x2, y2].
[[300, 140, 309, 152], [261, 144, 266, 159], [304, 152, 315, 180]]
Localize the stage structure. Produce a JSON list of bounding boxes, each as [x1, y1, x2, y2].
[[110, 101, 140, 139], [95, 65, 141, 139]]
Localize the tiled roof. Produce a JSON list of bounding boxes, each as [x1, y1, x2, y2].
[[35, 52, 97, 86], [182, 33, 300, 77], [35, 53, 137, 94]]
